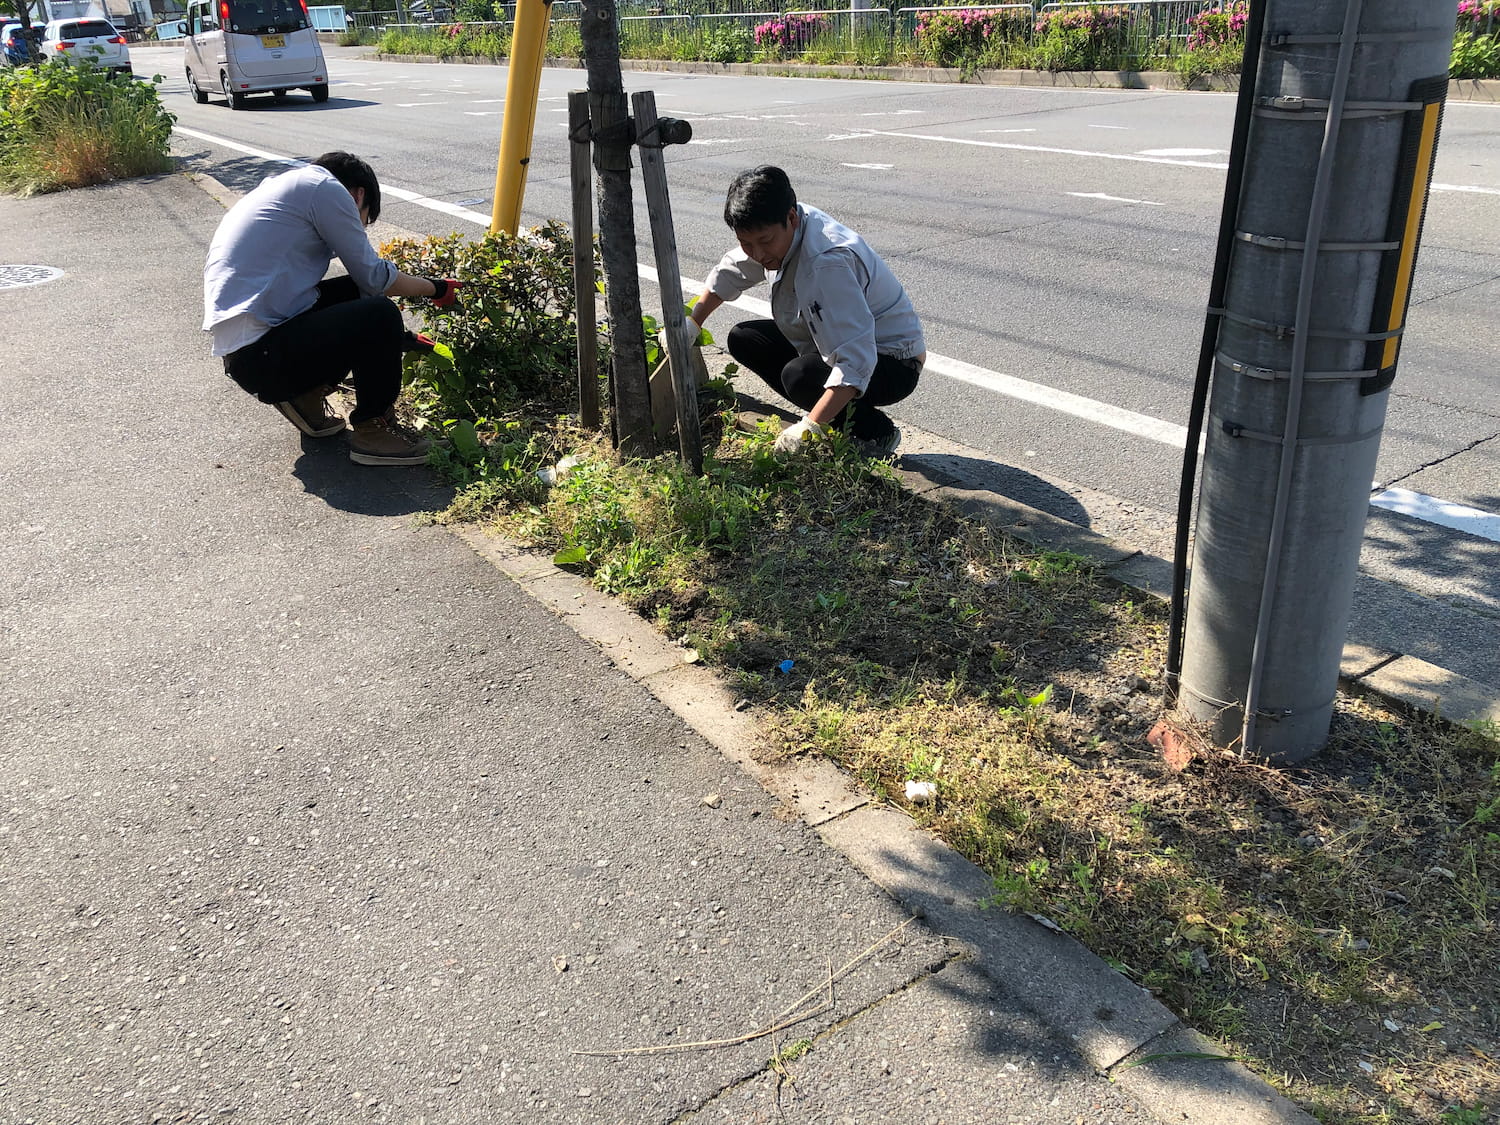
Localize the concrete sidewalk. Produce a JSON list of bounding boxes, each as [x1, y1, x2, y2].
[[1, 172, 1309, 1124]]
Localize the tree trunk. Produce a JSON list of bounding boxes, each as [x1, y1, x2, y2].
[[579, 0, 655, 457]]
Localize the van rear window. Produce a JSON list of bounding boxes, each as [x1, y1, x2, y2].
[[226, 0, 308, 34], [64, 20, 116, 37]]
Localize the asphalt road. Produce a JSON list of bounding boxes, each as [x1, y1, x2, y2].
[[137, 44, 1500, 686]]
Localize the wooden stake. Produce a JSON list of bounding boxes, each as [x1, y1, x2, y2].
[[567, 90, 601, 432], [631, 89, 704, 476]]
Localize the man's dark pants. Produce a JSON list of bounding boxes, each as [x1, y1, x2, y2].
[[222, 277, 403, 424], [726, 319, 920, 441]]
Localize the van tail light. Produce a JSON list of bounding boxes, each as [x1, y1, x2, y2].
[[297, 0, 308, 13], [218, 0, 229, 23]]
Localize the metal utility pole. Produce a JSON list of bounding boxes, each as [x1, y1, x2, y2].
[[1178, 0, 1457, 762], [579, 0, 655, 457]]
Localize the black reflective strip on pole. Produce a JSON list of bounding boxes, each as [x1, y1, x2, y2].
[[1360, 75, 1448, 397], [1165, 0, 1270, 702]]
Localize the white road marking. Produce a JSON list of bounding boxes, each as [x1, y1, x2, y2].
[[840, 129, 1233, 169], [1089, 124, 1128, 129], [174, 123, 1500, 541], [1069, 191, 1163, 205], [465, 111, 500, 116], [1137, 147, 1223, 156], [1432, 182, 1500, 196], [395, 101, 450, 107], [842, 162, 894, 170], [687, 138, 743, 144], [838, 129, 1500, 196], [1371, 487, 1500, 544]]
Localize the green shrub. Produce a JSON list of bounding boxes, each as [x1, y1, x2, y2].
[[1176, 2, 1246, 83], [1029, 5, 1129, 71], [336, 27, 367, 46], [1451, 29, 1500, 78], [546, 20, 583, 59], [381, 223, 582, 424], [698, 24, 753, 64], [455, 0, 496, 21], [914, 7, 1030, 69], [0, 60, 174, 196]]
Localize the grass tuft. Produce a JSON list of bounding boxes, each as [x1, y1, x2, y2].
[[0, 61, 174, 197]]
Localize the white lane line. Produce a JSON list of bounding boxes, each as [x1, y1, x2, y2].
[[840, 129, 1232, 169], [1432, 182, 1500, 196], [175, 124, 1500, 542], [1371, 487, 1500, 544], [465, 111, 500, 116], [396, 101, 450, 107], [1089, 124, 1128, 130], [1138, 147, 1223, 157], [173, 126, 492, 226], [1069, 191, 1163, 205], [842, 162, 894, 170], [842, 129, 1500, 195]]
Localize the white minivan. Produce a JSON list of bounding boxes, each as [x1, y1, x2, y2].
[[184, 0, 327, 108]]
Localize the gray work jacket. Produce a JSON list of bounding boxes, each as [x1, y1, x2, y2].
[[705, 205, 924, 395]]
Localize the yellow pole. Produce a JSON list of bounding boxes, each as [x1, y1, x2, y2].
[[490, 0, 553, 236]]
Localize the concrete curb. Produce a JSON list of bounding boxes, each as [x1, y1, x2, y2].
[[370, 50, 1500, 101]]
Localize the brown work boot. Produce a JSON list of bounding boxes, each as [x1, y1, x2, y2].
[[348, 413, 432, 466], [273, 386, 345, 437]]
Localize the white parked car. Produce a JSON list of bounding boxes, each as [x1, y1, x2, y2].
[[40, 18, 133, 75], [184, 0, 328, 109]]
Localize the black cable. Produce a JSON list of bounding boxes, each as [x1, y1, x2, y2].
[[1165, 0, 1271, 704]]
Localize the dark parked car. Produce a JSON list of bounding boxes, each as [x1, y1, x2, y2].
[[2, 21, 42, 65]]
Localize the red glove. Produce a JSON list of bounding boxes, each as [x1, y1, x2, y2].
[[427, 278, 463, 308]]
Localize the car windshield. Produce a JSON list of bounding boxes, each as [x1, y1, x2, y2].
[[63, 20, 116, 37], [226, 0, 307, 34]]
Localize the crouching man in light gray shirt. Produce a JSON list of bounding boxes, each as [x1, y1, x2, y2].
[[202, 151, 461, 466], [691, 165, 924, 458]]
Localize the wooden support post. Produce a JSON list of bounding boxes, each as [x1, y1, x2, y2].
[[568, 90, 601, 432], [631, 89, 703, 476], [581, 0, 654, 457]]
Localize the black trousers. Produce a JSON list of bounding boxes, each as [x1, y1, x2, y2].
[[726, 319, 920, 440], [223, 277, 403, 425]]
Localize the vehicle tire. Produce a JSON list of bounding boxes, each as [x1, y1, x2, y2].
[[272, 88, 286, 100], [310, 84, 329, 103], [222, 71, 245, 110], [187, 68, 207, 103]]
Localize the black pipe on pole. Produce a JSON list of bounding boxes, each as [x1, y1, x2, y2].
[[1164, 0, 1270, 705]]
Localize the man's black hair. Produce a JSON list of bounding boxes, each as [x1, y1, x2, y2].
[[314, 151, 380, 224], [724, 165, 797, 231]]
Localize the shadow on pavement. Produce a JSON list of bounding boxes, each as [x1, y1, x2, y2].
[[291, 438, 453, 516], [901, 452, 1092, 528]]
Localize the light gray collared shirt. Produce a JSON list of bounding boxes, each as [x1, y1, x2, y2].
[[705, 204, 924, 394], [202, 164, 397, 356]]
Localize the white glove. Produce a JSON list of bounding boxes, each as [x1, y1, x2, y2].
[[773, 417, 827, 457]]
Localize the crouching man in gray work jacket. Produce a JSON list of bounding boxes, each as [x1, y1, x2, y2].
[[202, 151, 461, 467], [690, 165, 925, 458]]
